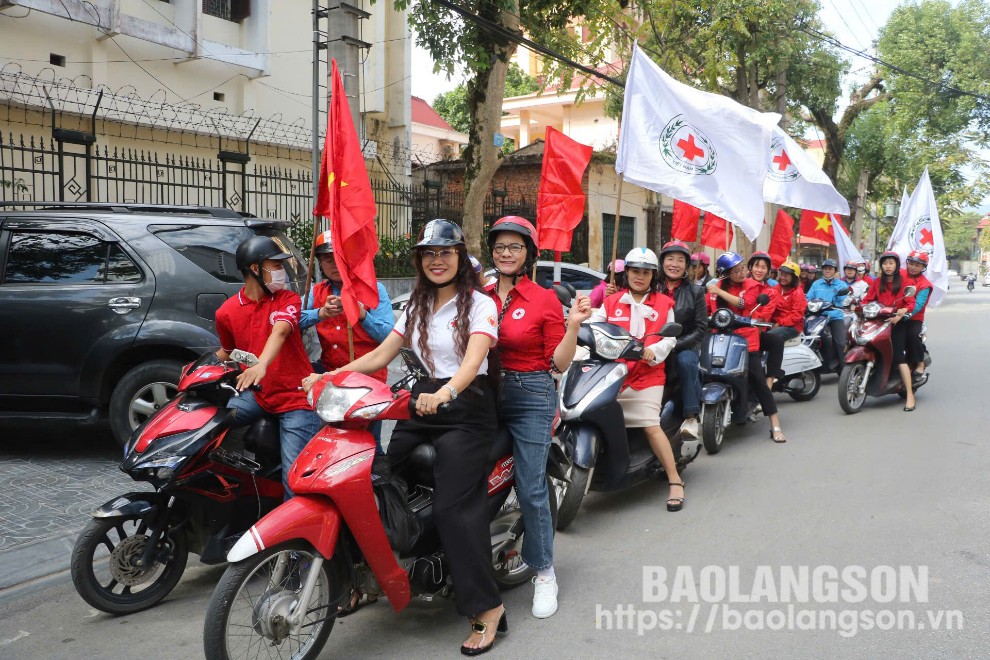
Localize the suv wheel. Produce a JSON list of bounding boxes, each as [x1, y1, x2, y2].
[[109, 359, 184, 447]]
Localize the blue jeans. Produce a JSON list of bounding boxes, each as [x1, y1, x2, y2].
[[669, 350, 702, 417], [227, 391, 322, 497], [499, 371, 555, 571]]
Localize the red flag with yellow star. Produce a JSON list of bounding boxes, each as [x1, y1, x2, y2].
[[799, 209, 848, 245], [313, 59, 379, 326]]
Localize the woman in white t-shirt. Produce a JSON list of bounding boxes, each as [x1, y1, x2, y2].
[[319, 219, 504, 656]]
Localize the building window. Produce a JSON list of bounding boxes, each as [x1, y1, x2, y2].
[[50, 53, 66, 67], [202, 0, 250, 22], [213, 92, 225, 102]]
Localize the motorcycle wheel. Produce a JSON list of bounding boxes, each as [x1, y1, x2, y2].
[[70, 514, 188, 615], [787, 370, 821, 402], [554, 463, 590, 532], [492, 476, 558, 589], [702, 402, 726, 454], [838, 363, 868, 414], [203, 542, 343, 660]]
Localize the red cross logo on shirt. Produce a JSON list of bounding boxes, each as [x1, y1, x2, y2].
[[919, 227, 933, 247], [772, 150, 791, 171], [677, 134, 705, 161]]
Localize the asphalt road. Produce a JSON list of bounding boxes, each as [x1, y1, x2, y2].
[[2, 285, 988, 659]]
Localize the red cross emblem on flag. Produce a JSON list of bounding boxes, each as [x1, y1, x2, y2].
[[677, 134, 705, 161]]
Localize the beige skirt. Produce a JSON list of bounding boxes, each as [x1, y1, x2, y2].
[[617, 385, 664, 428]]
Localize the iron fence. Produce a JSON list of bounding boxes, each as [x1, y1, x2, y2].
[[0, 131, 588, 264]]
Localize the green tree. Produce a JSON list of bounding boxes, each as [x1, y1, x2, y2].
[[395, 0, 626, 257], [432, 64, 539, 135]]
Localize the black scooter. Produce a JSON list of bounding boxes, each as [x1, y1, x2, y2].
[[698, 295, 772, 454], [553, 321, 699, 531]]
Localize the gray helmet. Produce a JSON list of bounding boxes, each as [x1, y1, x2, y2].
[[235, 235, 290, 273]]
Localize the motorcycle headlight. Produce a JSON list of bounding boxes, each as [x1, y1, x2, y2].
[[806, 301, 824, 313], [313, 385, 372, 423], [592, 326, 632, 360], [559, 363, 628, 421], [131, 431, 200, 470], [862, 302, 881, 319], [853, 320, 885, 346], [711, 308, 733, 330]]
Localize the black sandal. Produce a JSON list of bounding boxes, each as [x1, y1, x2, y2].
[[460, 608, 507, 656], [337, 589, 378, 617], [666, 482, 685, 512]]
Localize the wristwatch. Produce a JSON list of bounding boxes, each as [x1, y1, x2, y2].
[[442, 384, 459, 400]]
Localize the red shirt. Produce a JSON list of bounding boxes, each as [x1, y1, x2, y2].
[[311, 280, 387, 382], [601, 290, 675, 390], [862, 277, 915, 310], [773, 285, 807, 332], [486, 277, 566, 372], [215, 288, 313, 414], [901, 269, 932, 321], [708, 279, 777, 351]]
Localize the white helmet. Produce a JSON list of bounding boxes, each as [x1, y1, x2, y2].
[[623, 247, 659, 271]]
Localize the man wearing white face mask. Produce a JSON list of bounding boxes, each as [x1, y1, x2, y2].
[[214, 236, 321, 496]]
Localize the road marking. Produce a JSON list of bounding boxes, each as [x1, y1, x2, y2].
[[0, 630, 30, 645]]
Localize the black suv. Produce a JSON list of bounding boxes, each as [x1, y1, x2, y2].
[[0, 203, 308, 446]]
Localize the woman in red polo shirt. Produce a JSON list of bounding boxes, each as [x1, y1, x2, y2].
[[589, 247, 684, 511], [706, 252, 789, 443], [486, 216, 591, 620], [862, 251, 916, 411], [767, 260, 807, 384]]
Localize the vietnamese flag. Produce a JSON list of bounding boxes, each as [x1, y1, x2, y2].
[[313, 59, 379, 327], [671, 199, 701, 242], [768, 209, 795, 267], [700, 211, 733, 250], [536, 127, 593, 252], [799, 209, 848, 245]]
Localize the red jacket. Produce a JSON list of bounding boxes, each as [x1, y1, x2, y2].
[[862, 276, 915, 310], [901, 269, 932, 322], [773, 285, 807, 333], [708, 279, 778, 351], [601, 290, 675, 390]]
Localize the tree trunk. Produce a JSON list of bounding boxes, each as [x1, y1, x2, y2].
[[460, 2, 519, 259], [852, 167, 870, 248]]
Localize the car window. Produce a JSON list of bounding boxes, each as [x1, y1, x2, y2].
[[535, 266, 602, 291], [2, 230, 141, 284], [151, 225, 255, 283]]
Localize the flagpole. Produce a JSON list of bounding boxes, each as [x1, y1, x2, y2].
[[305, 0, 322, 312]]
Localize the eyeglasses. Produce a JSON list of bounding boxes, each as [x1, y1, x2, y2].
[[492, 243, 525, 255], [420, 248, 457, 260]]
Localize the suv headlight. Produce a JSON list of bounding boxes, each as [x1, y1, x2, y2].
[[312, 385, 371, 423], [592, 326, 631, 360]]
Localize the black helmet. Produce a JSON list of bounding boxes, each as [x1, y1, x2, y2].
[[236, 235, 290, 273], [415, 219, 465, 247], [821, 258, 838, 270]]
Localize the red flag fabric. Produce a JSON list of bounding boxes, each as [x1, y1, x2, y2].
[[799, 209, 848, 245], [768, 209, 795, 267], [313, 59, 379, 326], [671, 199, 701, 242], [700, 212, 733, 250], [536, 127, 593, 252]]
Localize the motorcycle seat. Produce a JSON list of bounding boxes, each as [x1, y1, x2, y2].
[[404, 427, 514, 486]]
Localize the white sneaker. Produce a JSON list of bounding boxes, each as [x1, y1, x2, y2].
[[679, 417, 699, 438], [532, 575, 558, 619]]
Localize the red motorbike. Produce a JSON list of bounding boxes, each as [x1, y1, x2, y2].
[[71, 352, 284, 614], [837, 289, 931, 414], [202, 350, 563, 660]]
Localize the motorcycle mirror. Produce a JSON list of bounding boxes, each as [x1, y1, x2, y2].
[[903, 285, 917, 297], [756, 294, 770, 305], [552, 284, 574, 307], [659, 322, 682, 338]]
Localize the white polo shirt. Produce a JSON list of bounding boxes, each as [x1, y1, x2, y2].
[[393, 290, 498, 379]]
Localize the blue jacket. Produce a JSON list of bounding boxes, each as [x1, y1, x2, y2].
[[806, 278, 849, 321]]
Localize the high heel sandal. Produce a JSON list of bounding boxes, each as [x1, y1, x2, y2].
[[460, 608, 507, 656], [770, 427, 787, 443], [666, 482, 685, 512]]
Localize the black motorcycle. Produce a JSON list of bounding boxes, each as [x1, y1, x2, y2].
[[553, 321, 698, 531]]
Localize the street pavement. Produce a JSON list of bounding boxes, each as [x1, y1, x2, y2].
[[2, 284, 989, 658]]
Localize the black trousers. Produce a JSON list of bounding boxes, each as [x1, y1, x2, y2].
[[903, 319, 926, 366], [828, 318, 847, 371], [387, 380, 501, 618], [759, 331, 786, 379], [890, 322, 910, 366], [747, 351, 778, 417]]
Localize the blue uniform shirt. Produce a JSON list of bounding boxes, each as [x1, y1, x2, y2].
[[806, 277, 850, 321]]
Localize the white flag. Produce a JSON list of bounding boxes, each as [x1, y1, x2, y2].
[[886, 167, 948, 306], [616, 46, 780, 241], [763, 127, 849, 215], [832, 215, 864, 268]]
